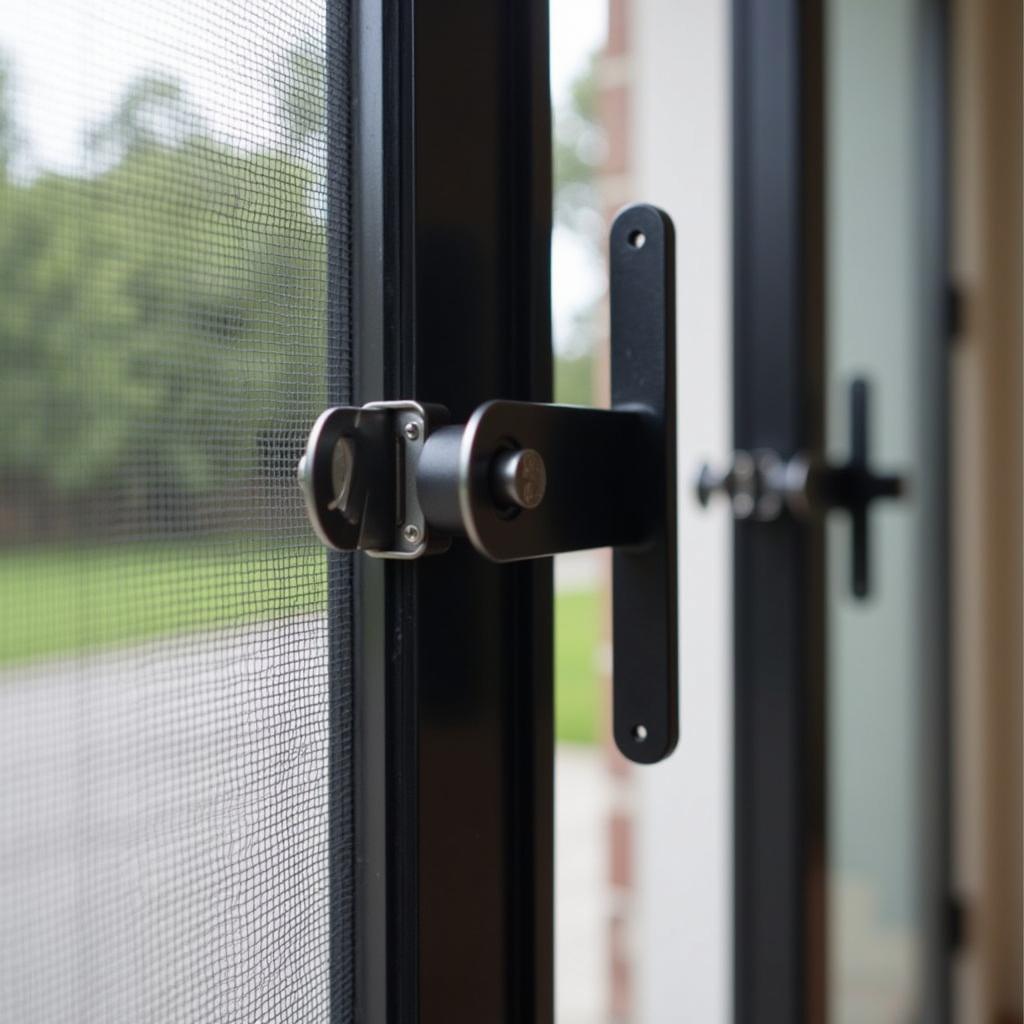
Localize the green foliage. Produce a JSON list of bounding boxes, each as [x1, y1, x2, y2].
[[275, 38, 326, 156], [0, 54, 328, 530], [553, 49, 604, 400], [85, 73, 200, 164], [554, 51, 604, 239], [0, 55, 19, 177]]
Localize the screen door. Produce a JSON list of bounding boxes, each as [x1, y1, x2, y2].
[[0, 0, 350, 1018], [0, 0, 554, 1021]]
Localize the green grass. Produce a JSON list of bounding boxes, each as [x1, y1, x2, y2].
[[0, 542, 603, 744], [554, 588, 602, 745], [0, 541, 326, 666]]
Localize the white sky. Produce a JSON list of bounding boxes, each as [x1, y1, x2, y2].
[[2, 0, 324, 171], [551, 0, 607, 105], [1, 0, 606, 351], [550, 0, 608, 356]]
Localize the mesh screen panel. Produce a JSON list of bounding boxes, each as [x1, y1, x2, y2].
[[0, 0, 351, 1019]]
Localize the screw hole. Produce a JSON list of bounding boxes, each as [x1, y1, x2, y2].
[[627, 229, 646, 249], [632, 723, 648, 742]]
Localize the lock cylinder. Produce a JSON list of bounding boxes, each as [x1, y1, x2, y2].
[[417, 423, 548, 536], [415, 425, 465, 534]]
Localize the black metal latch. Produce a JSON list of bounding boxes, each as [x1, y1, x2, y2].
[[298, 205, 678, 764], [696, 379, 904, 598]]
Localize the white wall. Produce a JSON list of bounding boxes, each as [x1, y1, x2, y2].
[[630, 2, 732, 1021]]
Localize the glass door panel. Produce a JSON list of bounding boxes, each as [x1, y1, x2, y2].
[[825, 1, 946, 1020]]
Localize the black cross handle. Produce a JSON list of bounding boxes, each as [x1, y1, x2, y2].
[[796, 379, 905, 598], [696, 378, 905, 599]]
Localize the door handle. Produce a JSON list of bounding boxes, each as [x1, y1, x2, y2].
[[297, 204, 678, 764], [696, 378, 904, 598]]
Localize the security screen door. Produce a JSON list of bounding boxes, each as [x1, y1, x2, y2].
[[1, 0, 552, 1022]]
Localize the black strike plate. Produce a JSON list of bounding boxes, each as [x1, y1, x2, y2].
[[298, 204, 678, 764]]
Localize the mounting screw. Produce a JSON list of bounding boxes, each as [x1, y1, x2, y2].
[[402, 523, 422, 545], [403, 421, 421, 442]]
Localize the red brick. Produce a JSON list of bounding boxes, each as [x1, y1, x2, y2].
[[607, 0, 629, 57], [609, 809, 633, 888], [599, 84, 630, 175]]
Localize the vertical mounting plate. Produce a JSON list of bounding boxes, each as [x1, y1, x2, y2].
[[609, 204, 678, 763]]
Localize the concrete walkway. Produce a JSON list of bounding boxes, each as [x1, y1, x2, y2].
[[0, 620, 610, 1021], [556, 744, 610, 1024]]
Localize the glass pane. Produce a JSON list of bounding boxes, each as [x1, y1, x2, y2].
[[825, 0, 937, 1019], [0, 0, 349, 1018]]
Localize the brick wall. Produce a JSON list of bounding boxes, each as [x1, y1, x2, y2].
[[597, 2, 636, 1018]]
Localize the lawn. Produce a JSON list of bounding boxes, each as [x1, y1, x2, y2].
[[0, 543, 602, 745], [554, 588, 602, 745]]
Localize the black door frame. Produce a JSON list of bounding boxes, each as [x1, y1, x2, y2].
[[731, 1, 951, 1021], [732, 3, 827, 1018], [332, 1, 554, 1020]]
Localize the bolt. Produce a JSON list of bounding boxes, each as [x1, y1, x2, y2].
[[403, 421, 421, 442], [402, 523, 422, 545]]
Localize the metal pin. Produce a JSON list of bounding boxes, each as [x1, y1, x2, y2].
[[492, 448, 547, 510]]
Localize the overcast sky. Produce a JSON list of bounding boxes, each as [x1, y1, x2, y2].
[[551, 0, 608, 355]]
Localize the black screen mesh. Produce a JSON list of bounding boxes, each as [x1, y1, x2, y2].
[[0, 0, 351, 1019]]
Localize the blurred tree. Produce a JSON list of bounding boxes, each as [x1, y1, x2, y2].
[[0, 59, 328, 538], [553, 51, 604, 243], [275, 38, 326, 159], [0, 55, 19, 180], [85, 74, 202, 166], [553, 51, 603, 406]]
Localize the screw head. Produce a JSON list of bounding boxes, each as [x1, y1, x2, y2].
[[403, 421, 421, 442], [402, 523, 422, 545]]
